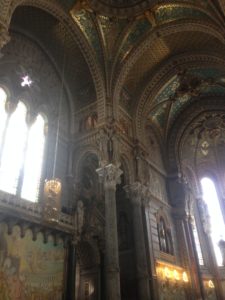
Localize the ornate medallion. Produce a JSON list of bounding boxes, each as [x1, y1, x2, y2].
[[87, 0, 153, 17]]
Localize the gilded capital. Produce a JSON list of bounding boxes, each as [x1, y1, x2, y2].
[[0, 25, 10, 49], [96, 164, 122, 190]]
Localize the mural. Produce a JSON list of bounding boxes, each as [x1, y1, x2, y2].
[[0, 223, 65, 300]]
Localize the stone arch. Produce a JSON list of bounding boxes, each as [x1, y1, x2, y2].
[[73, 149, 100, 208], [120, 154, 134, 185], [73, 147, 100, 182], [77, 240, 100, 268], [168, 97, 225, 173], [7, 0, 106, 123], [135, 54, 225, 144], [113, 19, 225, 118]]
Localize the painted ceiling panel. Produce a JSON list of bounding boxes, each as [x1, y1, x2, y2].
[[148, 67, 225, 136], [71, 9, 103, 66]]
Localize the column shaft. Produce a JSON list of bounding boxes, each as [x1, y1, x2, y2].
[[125, 182, 150, 300], [97, 164, 122, 300], [133, 201, 151, 299], [105, 186, 121, 300]]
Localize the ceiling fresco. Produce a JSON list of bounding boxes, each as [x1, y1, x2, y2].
[[148, 68, 225, 136]]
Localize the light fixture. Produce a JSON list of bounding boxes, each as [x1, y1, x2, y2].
[[208, 280, 215, 289], [156, 261, 189, 284], [164, 267, 171, 279], [43, 178, 62, 222], [182, 271, 188, 283], [43, 31, 66, 223], [173, 270, 180, 281]]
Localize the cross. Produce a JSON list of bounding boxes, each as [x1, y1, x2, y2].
[[21, 75, 33, 87]]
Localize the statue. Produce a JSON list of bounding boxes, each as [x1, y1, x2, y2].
[[74, 200, 84, 238]]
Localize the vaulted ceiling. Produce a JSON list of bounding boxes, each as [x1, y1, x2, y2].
[[4, 0, 225, 145]]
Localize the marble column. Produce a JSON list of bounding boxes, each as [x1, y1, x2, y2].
[[125, 182, 151, 300], [96, 163, 122, 300]]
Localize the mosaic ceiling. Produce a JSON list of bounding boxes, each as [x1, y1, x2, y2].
[[71, 1, 218, 70], [148, 68, 225, 136], [6, 0, 225, 129], [78, 0, 153, 17]]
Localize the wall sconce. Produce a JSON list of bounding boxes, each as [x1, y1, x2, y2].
[[203, 279, 215, 297], [43, 178, 62, 223], [208, 280, 214, 289], [156, 260, 189, 291]]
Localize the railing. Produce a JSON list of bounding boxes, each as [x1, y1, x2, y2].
[[0, 190, 74, 232]]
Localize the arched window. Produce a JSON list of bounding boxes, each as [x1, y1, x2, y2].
[[157, 216, 174, 255], [201, 177, 225, 266], [0, 87, 46, 202]]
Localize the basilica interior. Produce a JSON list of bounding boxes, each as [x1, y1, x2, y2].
[[1, 1, 225, 299]]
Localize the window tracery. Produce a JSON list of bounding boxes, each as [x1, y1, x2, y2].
[[0, 86, 46, 202]]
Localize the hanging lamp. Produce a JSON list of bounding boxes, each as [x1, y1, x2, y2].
[[43, 29, 66, 223]]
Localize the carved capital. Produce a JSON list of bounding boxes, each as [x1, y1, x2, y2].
[[124, 182, 149, 206], [96, 164, 122, 190], [0, 25, 10, 49]]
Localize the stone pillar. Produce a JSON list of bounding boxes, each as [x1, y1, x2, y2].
[[125, 182, 151, 300], [65, 240, 76, 300], [96, 163, 122, 300]]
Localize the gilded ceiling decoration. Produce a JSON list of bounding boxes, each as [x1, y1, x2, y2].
[[78, 0, 153, 17], [70, 0, 224, 104], [180, 112, 225, 173], [148, 68, 225, 136], [71, 9, 103, 65]]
